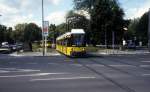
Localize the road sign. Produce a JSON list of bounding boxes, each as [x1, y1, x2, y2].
[[43, 21, 49, 37]]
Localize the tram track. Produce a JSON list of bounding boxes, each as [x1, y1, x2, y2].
[[89, 58, 138, 77], [104, 56, 150, 71], [73, 58, 137, 92]]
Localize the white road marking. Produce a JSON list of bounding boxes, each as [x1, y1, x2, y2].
[[142, 74, 150, 76], [30, 77, 96, 81], [70, 64, 82, 67], [141, 61, 150, 63], [18, 69, 40, 72], [0, 70, 9, 73], [48, 63, 59, 65], [0, 68, 16, 70], [140, 65, 150, 67], [0, 68, 40, 73], [109, 65, 135, 67], [9, 62, 17, 64], [0, 73, 68, 78], [27, 63, 37, 65], [86, 64, 105, 67]]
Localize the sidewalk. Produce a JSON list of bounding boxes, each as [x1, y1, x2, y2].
[[9, 51, 61, 57], [8, 49, 150, 57], [89, 49, 150, 55]]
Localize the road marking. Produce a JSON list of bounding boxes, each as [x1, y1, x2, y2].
[[27, 63, 37, 65], [48, 63, 59, 65], [0, 73, 68, 78], [64, 59, 71, 62], [109, 65, 135, 67], [86, 64, 105, 67], [0, 68, 16, 70], [0, 69, 40, 73], [18, 69, 40, 72], [9, 62, 17, 64], [141, 61, 150, 63], [0, 70, 9, 73], [0, 68, 40, 73], [70, 64, 82, 67], [142, 74, 150, 76], [30, 77, 96, 81], [140, 65, 150, 67]]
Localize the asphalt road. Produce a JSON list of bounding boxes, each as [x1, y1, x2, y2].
[[0, 54, 150, 92]]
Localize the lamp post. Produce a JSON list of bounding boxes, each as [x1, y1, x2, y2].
[[148, 9, 150, 52], [42, 0, 45, 56]]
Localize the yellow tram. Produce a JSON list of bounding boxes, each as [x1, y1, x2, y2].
[[56, 29, 86, 57]]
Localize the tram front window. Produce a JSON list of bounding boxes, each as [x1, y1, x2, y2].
[[72, 34, 85, 47]]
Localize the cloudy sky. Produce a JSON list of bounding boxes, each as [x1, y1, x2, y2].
[[0, 0, 150, 28]]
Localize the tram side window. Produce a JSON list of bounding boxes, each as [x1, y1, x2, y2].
[[62, 39, 66, 46], [64, 39, 67, 46]]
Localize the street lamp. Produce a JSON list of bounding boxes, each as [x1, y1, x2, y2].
[[42, 0, 45, 56], [148, 8, 150, 52]]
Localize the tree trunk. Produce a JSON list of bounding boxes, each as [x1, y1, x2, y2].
[[29, 42, 32, 51]]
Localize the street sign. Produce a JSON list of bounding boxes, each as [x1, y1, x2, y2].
[[43, 21, 49, 37]]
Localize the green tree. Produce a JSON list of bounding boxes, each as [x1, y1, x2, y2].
[[48, 24, 58, 43], [14, 23, 27, 42], [56, 23, 66, 35], [135, 12, 148, 45], [0, 25, 7, 43], [125, 19, 139, 40], [24, 23, 42, 51], [74, 0, 125, 45], [66, 10, 89, 31]]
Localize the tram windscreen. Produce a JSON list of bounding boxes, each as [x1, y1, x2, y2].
[[72, 34, 85, 47]]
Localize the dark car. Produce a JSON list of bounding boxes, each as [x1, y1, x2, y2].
[[127, 43, 136, 49]]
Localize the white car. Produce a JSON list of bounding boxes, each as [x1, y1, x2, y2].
[[1, 42, 10, 48]]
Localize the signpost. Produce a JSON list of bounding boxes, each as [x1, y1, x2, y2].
[[43, 21, 49, 55], [43, 21, 49, 37]]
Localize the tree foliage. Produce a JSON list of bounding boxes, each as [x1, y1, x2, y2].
[[136, 12, 148, 45], [24, 23, 41, 42], [74, 0, 126, 45], [126, 12, 149, 45], [66, 10, 89, 31], [14, 23, 27, 42], [0, 25, 14, 44], [125, 19, 138, 40]]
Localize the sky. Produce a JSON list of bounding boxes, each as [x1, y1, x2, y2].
[[0, 0, 150, 28]]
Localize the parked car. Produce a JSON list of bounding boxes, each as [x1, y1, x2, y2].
[[1, 42, 10, 48], [9, 43, 23, 51], [127, 43, 136, 49]]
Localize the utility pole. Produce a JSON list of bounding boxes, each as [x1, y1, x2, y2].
[[148, 9, 150, 52], [42, 0, 45, 56]]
